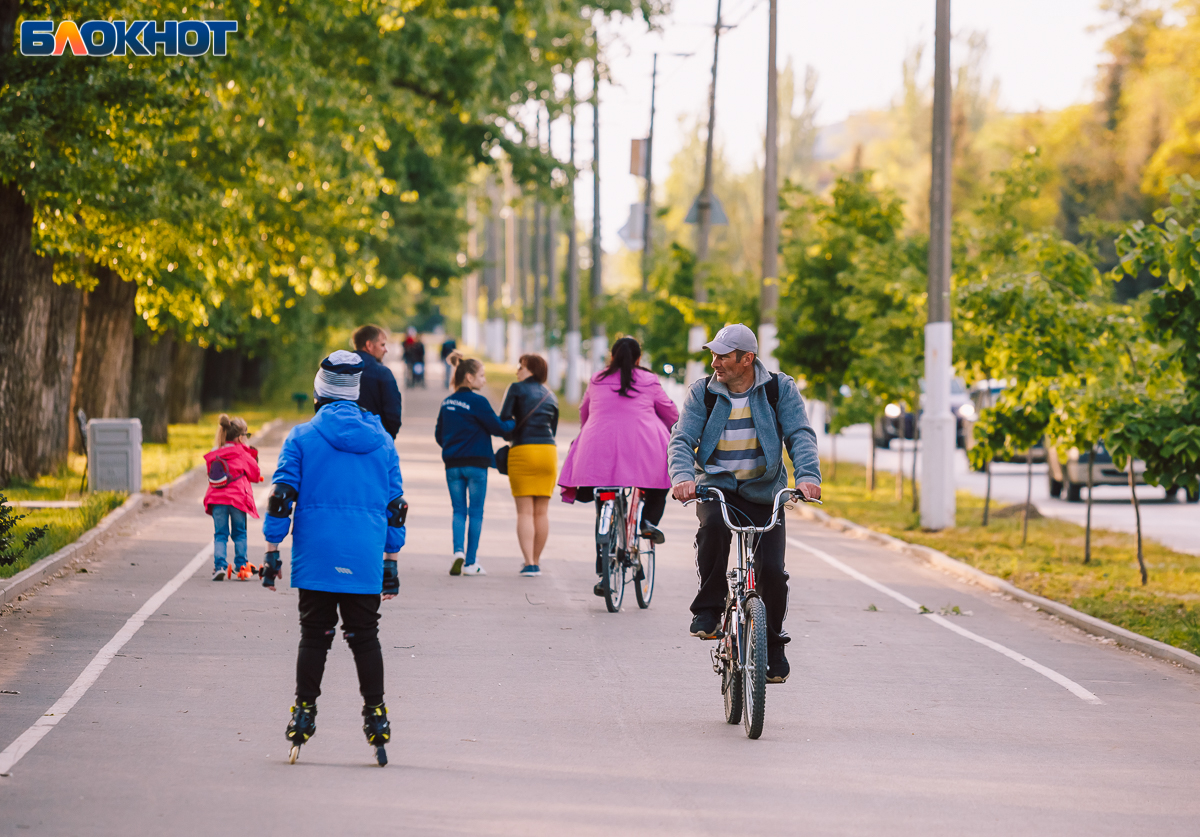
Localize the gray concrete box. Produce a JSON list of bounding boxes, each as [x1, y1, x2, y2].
[[87, 418, 142, 493]]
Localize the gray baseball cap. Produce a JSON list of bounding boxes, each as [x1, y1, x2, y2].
[[703, 323, 759, 355]]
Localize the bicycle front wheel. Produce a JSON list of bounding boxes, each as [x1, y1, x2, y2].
[[721, 608, 742, 724], [742, 596, 768, 739], [634, 542, 655, 609]]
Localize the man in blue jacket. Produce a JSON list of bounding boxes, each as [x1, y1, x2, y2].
[[353, 324, 403, 438], [262, 350, 406, 765]]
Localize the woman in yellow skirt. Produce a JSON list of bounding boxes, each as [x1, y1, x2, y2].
[[500, 354, 559, 577]]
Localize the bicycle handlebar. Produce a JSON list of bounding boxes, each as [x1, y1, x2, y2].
[[682, 486, 819, 535]]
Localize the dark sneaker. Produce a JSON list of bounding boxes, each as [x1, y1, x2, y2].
[[689, 611, 723, 640], [212, 569, 226, 582], [766, 646, 790, 684], [640, 523, 665, 545], [593, 577, 608, 597]]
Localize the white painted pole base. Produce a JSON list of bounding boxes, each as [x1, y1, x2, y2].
[[685, 324, 708, 386], [486, 318, 504, 362], [920, 321, 956, 530], [464, 315, 480, 351], [758, 322, 779, 372], [565, 330, 583, 404], [532, 323, 545, 353], [590, 327, 607, 375], [506, 320, 522, 366], [548, 345, 564, 391]]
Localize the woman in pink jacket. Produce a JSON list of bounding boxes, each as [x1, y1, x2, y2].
[[203, 415, 264, 581], [558, 337, 679, 586]]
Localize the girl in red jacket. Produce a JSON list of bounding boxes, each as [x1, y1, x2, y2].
[[203, 415, 264, 581]]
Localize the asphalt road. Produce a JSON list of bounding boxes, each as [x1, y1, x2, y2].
[[1, 382, 1199, 835], [817, 419, 1200, 556]]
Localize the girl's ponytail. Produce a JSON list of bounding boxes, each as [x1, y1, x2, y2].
[[449, 351, 483, 389], [215, 414, 249, 447]]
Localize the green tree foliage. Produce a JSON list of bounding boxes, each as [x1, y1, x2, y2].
[[777, 171, 923, 427]]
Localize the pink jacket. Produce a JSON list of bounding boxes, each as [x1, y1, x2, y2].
[[203, 443, 263, 518], [558, 368, 679, 500]]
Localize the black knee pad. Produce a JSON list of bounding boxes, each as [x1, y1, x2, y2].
[[343, 627, 380, 653], [299, 627, 337, 651]]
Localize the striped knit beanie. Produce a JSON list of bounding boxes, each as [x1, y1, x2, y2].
[[313, 350, 363, 401]]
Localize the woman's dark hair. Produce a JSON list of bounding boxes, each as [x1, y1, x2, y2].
[[449, 351, 483, 389], [599, 336, 643, 397], [519, 353, 548, 384]]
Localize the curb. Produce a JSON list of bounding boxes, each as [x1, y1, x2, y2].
[[791, 503, 1200, 675], [1, 493, 144, 609], [1, 416, 288, 610]]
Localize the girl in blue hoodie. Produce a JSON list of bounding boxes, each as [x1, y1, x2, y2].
[[434, 352, 515, 576]]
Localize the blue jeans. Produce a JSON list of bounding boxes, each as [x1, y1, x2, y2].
[[212, 505, 248, 571], [445, 466, 487, 565]]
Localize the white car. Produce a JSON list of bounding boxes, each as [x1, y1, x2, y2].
[[1045, 442, 1194, 502]]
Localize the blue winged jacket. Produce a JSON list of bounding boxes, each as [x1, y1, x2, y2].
[[263, 401, 405, 594]]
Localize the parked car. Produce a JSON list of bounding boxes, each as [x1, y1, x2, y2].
[[1044, 442, 1195, 502], [962, 379, 1046, 465], [873, 378, 971, 449]]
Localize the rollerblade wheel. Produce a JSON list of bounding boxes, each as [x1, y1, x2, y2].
[[288, 745, 300, 764], [375, 745, 388, 767]]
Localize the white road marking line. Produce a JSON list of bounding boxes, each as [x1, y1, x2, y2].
[[0, 543, 214, 776], [787, 536, 1103, 705]]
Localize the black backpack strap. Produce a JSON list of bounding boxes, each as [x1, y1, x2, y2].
[[703, 375, 717, 421], [765, 373, 779, 412]]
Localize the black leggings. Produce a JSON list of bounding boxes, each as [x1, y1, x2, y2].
[[575, 487, 668, 526], [295, 589, 384, 705]]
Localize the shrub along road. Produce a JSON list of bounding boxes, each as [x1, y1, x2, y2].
[[1, 383, 1198, 834]]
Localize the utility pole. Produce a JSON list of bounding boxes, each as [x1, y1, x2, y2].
[[590, 54, 606, 375], [920, 0, 956, 530], [484, 179, 503, 361], [758, 0, 780, 373], [687, 0, 722, 384], [641, 52, 658, 292], [532, 114, 544, 352], [545, 110, 557, 346], [565, 72, 582, 404]]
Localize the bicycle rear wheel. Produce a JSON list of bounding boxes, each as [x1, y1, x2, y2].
[[634, 541, 655, 609], [721, 608, 742, 724], [742, 596, 768, 739]]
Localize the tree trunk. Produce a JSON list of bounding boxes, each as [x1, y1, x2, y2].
[[1022, 448, 1033, 546], [895, 441, 904, 503], [35, 280, 83, 474], [1129, 461, 1147, 585], [1084, 450, 1095, 564], [131, 331, 175, 443], [69, 265, 136, 453], [0, 182, 81, 484], [867, 435, 875, 493], [168, 340, 205, 423], [910, 424, 920, 514], [983, 459, 992, 526]]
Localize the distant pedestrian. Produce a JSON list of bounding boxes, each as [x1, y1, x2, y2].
[[435, 352, 515, 576], [354, 324, 403, 438], [500, 354, 559, 577], [402, 328, 426, 388], [262, 350, 407, 766], [440, 337, 458, 389], [203, 415, 264, 581]]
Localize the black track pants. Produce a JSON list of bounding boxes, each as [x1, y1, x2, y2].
[[640, 488, 669, 527], [295, 589, 384, 705], [690, 493, 790, 649]]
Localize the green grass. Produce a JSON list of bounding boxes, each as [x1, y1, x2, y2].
[[815, 458, 1200, 655], [0, 492, 126, 580], [1, 407, 280, 581]]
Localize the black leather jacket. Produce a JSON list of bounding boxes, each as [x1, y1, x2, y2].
[[500, 380, 559, 446]]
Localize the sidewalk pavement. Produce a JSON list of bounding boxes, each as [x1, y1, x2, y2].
[[1, 380, 1199, 835]]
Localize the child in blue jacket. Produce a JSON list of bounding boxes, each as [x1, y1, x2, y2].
[[262, 350, 406, 766], [434, 352, 514, 577]]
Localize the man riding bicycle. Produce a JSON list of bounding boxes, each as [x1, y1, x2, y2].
[[669, 324, 821, 684]]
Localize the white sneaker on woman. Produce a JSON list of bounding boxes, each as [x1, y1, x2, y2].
[[460, 563, 487, 576]]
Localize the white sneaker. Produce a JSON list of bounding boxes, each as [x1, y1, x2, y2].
[[460, 563, 487, 576]]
